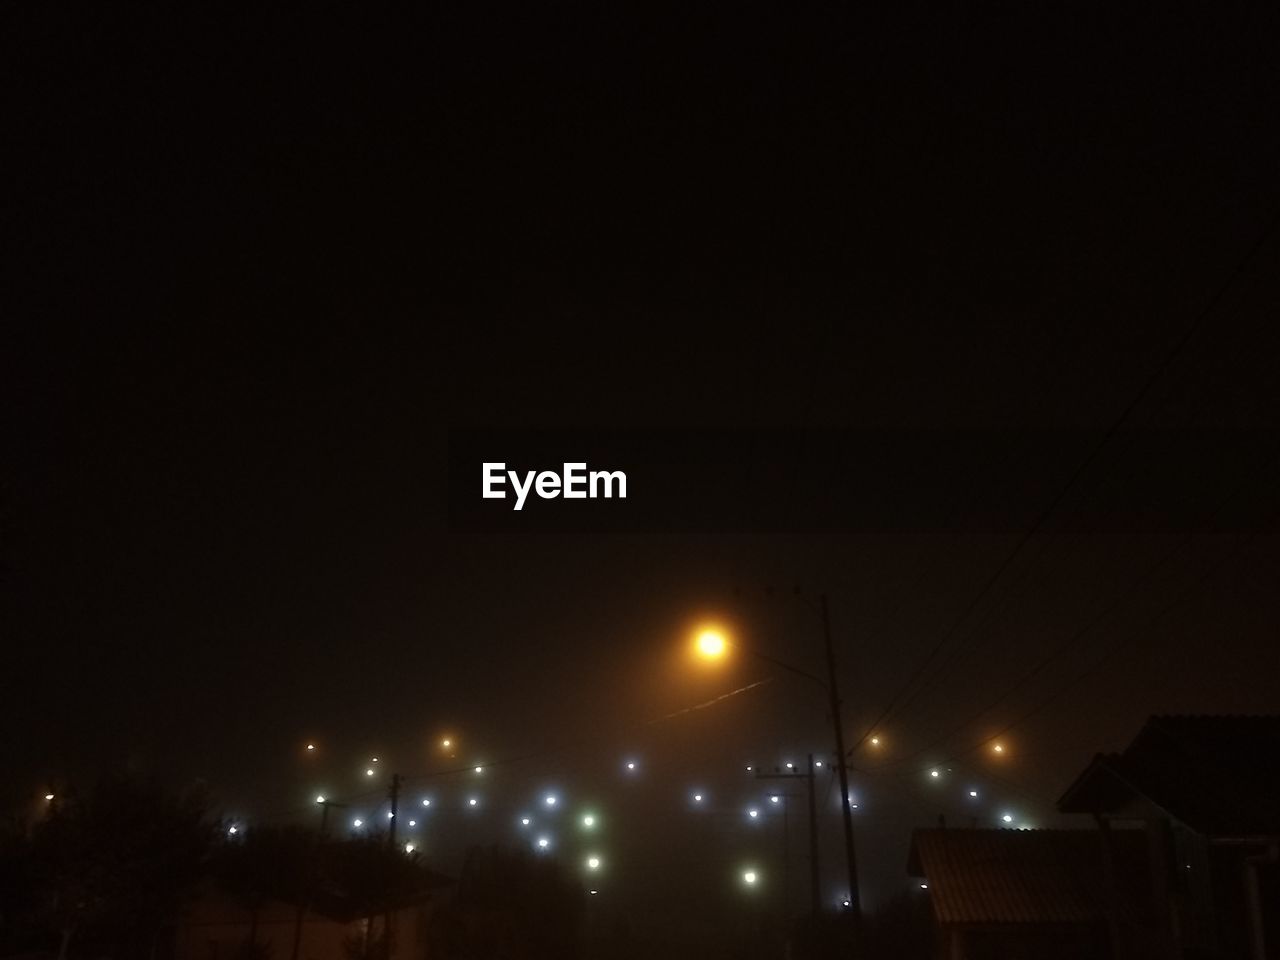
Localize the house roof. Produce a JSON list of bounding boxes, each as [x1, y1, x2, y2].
[[907, 828, 1143, 926], [1058, 715, 1280, 835]]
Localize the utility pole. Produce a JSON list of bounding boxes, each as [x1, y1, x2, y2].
[[806, 753, 820, 920], [755, 756, 820, 920], [318, 799, 347, 839], [821, 593, 861, 923], [383, 774, 402, 960], [387, 774, 401, 846]]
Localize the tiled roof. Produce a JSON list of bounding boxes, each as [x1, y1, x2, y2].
[[908, 829, 1141, 926], [1059, 715, 1280, 835]]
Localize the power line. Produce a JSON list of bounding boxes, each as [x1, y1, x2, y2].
[[848, 208, 1280, 757]]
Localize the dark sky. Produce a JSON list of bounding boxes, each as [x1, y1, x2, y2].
[[5, 0, 1280, 928]]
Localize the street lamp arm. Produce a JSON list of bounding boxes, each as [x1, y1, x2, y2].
[[743, 647, 829, 690]]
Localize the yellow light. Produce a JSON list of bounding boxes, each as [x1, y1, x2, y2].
[[992, 743, 1005, 754], [870, 736, 881, 747], [695, 628, 728, 659], [44, 794, 54, 801], [405, 843, 415, 853], [366, 769, 375, 777], [442, 738, 452, 749], [306, 743, 315, 751]]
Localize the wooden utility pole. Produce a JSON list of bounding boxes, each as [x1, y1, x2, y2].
[[755, 754, 820, 919], [821, 594, 861, 923]]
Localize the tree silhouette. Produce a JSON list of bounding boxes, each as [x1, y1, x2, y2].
[[30, 776, 216, 960], [430, 845, 583, 960]]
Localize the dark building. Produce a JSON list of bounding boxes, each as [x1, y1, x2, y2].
[[907, 827, 1151, 960], [1059, 715, 1280, 960]]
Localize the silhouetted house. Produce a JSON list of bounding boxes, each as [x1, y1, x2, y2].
[[176, 883, 449, 960], [1059, 715, 1280, 960], [907, 827, 1151, 960]]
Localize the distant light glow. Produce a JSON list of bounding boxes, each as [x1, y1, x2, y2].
[[815, 761, 823, 768], [408, 819, 416, 827], [992, 743, 1005, 754], [316, 795, 326, 804], [353, 819, 363, 828], [920, 883, 929, 890], [468, 797, 478, 807], [969, 790, 978, 798], [870, 737, 881, 746], [422, 798, 431, 807], [693, 793, 703, 803], [545, 795, 557, 806], [1002, 814, 1013, 823], [475, 766, 483, 773], [586, 856, 601, 870], [537, 836, 550, 849], [441, 739, 451, 749], [842, 899, 851, 908], [521, 817, 531, 826], [745, 765, 753, 772], [228, 825, 238, 835], [306, 744, 315, 751], [366, 769, 375, 777], [405, 843, 415, 853], [930, 769, 940, 778], [742, 870, 758, 885], [582, 814, 596, 828], [748, 809, 759, 819], [371, 757, 378, 763], [44, 794, 55, 801], [589, 889, 598, 895], [785, 762, 794, 770], [769, 795, 780, 804], [626, 761, 636, 771]]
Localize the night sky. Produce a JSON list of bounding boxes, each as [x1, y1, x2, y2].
[[5, 0, 1280, 934]]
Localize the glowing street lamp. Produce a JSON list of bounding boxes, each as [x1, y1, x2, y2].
[[582, 814, 596, 828], [537, 836, 551, 850], [742, 869, 758, 886], [315, 795, 326, 804], [545, 794, 558, 807], [586, 855, 601, 871], [695, 628, 727, 659]]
